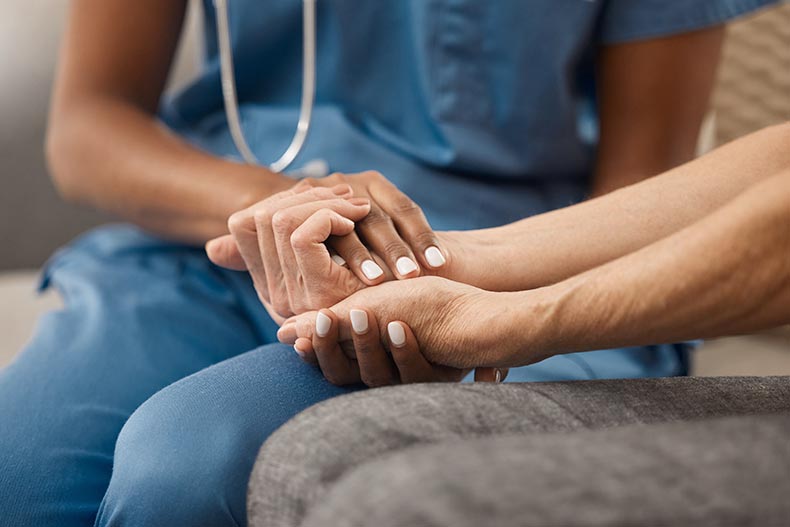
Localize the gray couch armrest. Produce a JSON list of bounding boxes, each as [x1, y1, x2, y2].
[[248, 376, 790, 527]]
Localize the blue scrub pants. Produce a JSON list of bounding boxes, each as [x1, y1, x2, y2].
[[0, 226, 685, 526]]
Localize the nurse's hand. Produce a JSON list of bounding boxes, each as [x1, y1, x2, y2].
[[277, 276, 511, 385], [302, 171, 450, 279]]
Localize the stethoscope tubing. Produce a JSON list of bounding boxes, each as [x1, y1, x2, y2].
[[214, 0, 317, 173]]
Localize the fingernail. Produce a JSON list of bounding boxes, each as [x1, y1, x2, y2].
[[316, 312, 332, 337], [348, 197, 370, 206], [395, 257, 418, 276], [387, 322, 406, 348], [332, 184, 352, 195], [361, 260, 384, 280], [424, 246, 446, 268], [495, 369, 503, 383], [294, 343, 307, 357], [331, 254, 347, 267], [350, 309, 369, 334]]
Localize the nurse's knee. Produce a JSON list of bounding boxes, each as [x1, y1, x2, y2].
[[97, 387, 238, 527]]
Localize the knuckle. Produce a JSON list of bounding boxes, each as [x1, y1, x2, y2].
[[252, 206, 274, 227], [361, 170, 384, 182], [390, 347, 417, 367], [271, 210, 296, 235], [293, 179, 316, 191], [289, 229, 312, 251], [323, 173, 345, 186], [360, 208, 391, 227], [362, 373, 393, 388], [323, 371, 347, 387], [353, 340, 373, 356], [345, 246, 372, 265], [227, 211, 247, 233], [390, 195, 421, 216], [382, 239, 409, 259], [308, 187, 333, 199], [412, 230, 438, 248]]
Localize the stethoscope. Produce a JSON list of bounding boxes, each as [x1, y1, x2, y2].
[[213, 0, 327, 177]]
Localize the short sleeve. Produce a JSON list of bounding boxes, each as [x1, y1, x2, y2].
[[600, 0, 781, 44]]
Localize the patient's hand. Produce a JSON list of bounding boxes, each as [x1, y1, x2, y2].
[[206, 182, 371, 323], [278, 276, 511, 386]]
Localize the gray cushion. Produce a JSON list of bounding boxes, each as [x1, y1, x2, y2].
[[247, 376, 790, 527], [303, 413, 790, 527]]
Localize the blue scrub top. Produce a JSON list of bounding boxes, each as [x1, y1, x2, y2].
[[162, 0, 773, 231]]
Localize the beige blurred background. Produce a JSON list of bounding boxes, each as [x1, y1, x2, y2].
[[0, 1, 789, 373]]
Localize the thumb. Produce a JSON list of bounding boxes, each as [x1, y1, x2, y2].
[[206, 235, 247, 271]]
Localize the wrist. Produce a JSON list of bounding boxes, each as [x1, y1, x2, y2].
[[435, 228, 514, 290], [482, 287, 564, 368]]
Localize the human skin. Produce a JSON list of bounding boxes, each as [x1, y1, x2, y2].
[[45, 0, 724, 303], [279, 124, 790, 381], [46, 0, 440, 271], [206, 26, 725, 314]]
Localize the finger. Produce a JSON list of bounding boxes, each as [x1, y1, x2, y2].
[[205, 234, 247, 271], [329, 233, 388, 285], [277, 321, 297, 344], [290, 209, 366, 308], [313, 310, 361, 386], [228, 184, 349, 306], [474, 368, 508, 383], [386, 321, 434, 384], [369, 181, 447, 271], [349, 309, 397, 388], [228, 208, 271, 303], [289, 208, 365, 280], [356, 203, 421, 280], [276, 312, 314, 345], [294, 337, 319, 366], [273, 198, 371, 310], [255, 186, 354, 311]]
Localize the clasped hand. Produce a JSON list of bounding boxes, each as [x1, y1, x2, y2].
[[207, 171, 448, 323], [207, 171, 505, 385]]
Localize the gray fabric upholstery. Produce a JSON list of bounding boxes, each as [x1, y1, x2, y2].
[[247, 376, 790, 527], [302, 413, 790, 527]]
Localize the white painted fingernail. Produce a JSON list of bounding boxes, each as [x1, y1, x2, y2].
[[350, 309, 369, 334], [424, 246, 446, 268], [396, 257, 419, 276], [294, 343, 307, 357], [387, 322, 406, 348], [361, 260, 384, 280], [316, 312, 332, 337], [331, 254, 347, 267], [495, 369, 503, 383]]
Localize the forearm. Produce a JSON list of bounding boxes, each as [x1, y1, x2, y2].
[[499, 170, 790, 366], [47, 97, 291, 244], [452, 123, 790, 291], [590, 27, 724, 197]]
